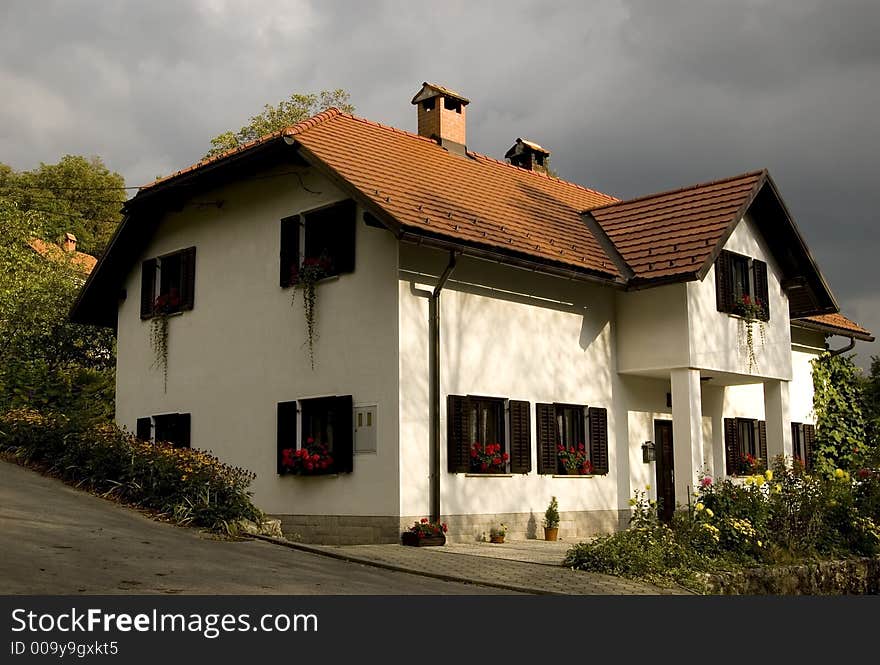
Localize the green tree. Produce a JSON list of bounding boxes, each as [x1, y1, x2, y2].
[[863, 356, 880, 449], [0, 155, 126, 256], [205, 89, 354, 159], [0, 199, 115, 423], [811, 352, 867, 474]]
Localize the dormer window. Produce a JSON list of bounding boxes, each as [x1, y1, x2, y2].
[[715, 249, 770, 321]]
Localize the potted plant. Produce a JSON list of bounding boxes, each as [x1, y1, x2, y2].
[[469, 442, 509, 473], [543, 496, 560, 541], [489, 523, 507, 544], [557, 443, 594, 475], [401, 518, 448, 547], [290, 254, 333, 370]]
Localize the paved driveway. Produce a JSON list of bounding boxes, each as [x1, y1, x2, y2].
[[0, 461, 514, 595]]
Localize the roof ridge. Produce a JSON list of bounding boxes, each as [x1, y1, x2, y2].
[[468, 151, 619, 202], [139, 108, 344, 190], [588, 169, 767, 212]]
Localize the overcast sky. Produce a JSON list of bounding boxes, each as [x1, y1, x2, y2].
[[2, 0, 877, 366]]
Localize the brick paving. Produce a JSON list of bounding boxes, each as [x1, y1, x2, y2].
[[255, 536, 690, 595]]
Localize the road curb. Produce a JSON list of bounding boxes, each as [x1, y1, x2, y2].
[[250, 534, 559, 595]]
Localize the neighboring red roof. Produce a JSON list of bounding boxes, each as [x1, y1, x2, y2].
[[587, 170, 766, 280], [28, 238, 97, 275], [795, 313, 874, 341]]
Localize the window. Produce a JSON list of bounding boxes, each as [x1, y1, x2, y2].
[[715, 250, 770, 322], [276, 396, 353, 475], [422, 98, 436, 112], [279, 200, 356, 287], [136, 413, 191, 449], [791, 422, 816, 471], [140, 247, 196, 319], [724, 417, 767, 475], [536, 404, 609, 475], [443, 97, 462, 113], [446, 395, 531, 474]]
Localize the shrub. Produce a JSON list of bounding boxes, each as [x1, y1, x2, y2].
[[0, 408, 261, 532]]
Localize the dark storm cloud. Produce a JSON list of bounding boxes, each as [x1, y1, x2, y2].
[[1, 0, 877, 362]]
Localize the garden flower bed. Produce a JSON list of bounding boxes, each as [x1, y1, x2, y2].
[[564, 461, 880, 594], [0, 408, 262, 533]]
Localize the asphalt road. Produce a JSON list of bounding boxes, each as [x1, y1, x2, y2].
[[0, 461, 515, 595]]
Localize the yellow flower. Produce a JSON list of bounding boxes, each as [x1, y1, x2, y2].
[[744, 476, 753, 486], [774, 483, 782, 493], [645, 484, 651, 491], [757, 540, 763, 547], [764, 470, 773, 481], [705, 509, 714, 518], [834, 468, 845, 479], [695, 503, 705, 512]]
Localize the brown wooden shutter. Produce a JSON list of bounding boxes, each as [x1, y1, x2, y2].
[[140, 259, 157, 319], [536, 403, 558, 474], [724, 418, 739, 475], [333, 200, 356, 274], [332, 395, 354, 473], [803, 424, 816, 472], [791, 422, 802, 462], [277, 401, 298, 474], [508, 400, 531, 474], [757, 420, 768, 465], [279, 215, 300, 287], [715, 250, 735, 313], [753, 260, 770, 321], [588, 406, 609, 475], [177, 413, 191, 449], [136, 417, 152, 441], [179, 247, 196, 310], [447, 395, 471, 473]]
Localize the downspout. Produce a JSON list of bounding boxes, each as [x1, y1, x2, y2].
[[828, 336, 856, 357], [430, 251, 459, 522]]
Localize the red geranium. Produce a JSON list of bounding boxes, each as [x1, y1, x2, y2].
[[280, 438, 335, 475], [470, 442, 509, 473]]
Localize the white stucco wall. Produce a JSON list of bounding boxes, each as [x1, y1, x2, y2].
[[115, 165, 400, 516], [687, 214, 792, 379], [616, 284, 689, 374], [398, 246, 625, 520]]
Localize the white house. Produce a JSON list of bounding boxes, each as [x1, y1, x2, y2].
[[72, 83, 873, 543]]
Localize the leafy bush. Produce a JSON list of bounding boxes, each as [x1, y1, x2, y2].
[[566, 462, 880, 590], [0, 408, 261, 532]]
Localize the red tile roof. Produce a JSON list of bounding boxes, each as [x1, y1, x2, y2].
[[141, 109, 621, 277], [795, 313, 874, 341], [29, 238, 97, 275], [587, 170, 766, 280]]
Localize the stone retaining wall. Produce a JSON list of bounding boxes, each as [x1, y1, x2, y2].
[[703, 557, 880, 595]]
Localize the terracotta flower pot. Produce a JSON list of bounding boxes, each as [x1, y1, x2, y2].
[[544, 527, 559, 541], [401, 531, 446, 547], [490, 534, 505, 544]]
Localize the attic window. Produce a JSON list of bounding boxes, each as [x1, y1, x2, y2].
[[443, 97, 462, 113], [422, 99, 436, 112]]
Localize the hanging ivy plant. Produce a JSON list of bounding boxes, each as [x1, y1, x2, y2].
[[291, 255, 331, 370], [735, 294, 767, 373], [149, 291, 180, 392]]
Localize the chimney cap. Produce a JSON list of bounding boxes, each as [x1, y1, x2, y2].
[[411, 82, 470, 106], [505, 138, 550, 160]]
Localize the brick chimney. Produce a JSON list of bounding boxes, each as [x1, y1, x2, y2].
[[63, 232, 77, 253], [505, 138, 551, 174], [411, 82, 469, 155]]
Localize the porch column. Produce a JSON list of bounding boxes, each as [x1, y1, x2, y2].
[[763, 379, 793, 463], [671, 368, 704, 506]]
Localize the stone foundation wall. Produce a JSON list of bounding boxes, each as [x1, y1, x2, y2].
[[703, 557, 880, 595], [274, 515, 400, 545], [273, 510, 629, 545]]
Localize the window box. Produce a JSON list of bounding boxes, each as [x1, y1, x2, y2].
[[447, 395, 531, 474], [536, 403, 609, 475], [277, 396, 353, 476], [715, 250, 770, 322], [140, 247, 196, 319], [464, 473, 514, 478], [724, 417, 768, 476], [551, 474, 596, 479]]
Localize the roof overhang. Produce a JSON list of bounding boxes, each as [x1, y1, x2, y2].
[[792, 317, 875, 342]]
